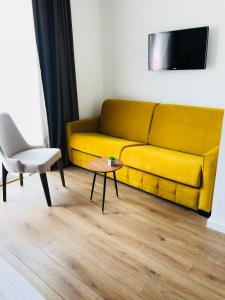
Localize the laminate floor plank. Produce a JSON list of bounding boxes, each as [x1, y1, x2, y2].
[[0, 224, 98, 300], [1, 252, 63, 300], [43, 240, 143, 300], [0, 167, 224, 299]]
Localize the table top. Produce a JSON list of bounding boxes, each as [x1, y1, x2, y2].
[[87, 157, 123, 173]]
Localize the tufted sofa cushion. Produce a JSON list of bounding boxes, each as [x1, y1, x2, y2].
[[121, 145, 203, 188]]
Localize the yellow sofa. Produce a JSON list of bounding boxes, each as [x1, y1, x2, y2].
[[66, 99, 224, 215]]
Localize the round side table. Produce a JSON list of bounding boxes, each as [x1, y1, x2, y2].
[[87, 157, 123, 213]]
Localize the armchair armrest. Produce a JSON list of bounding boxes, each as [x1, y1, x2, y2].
[[66, 116, 99, 162], [199, 145, 220, 212]]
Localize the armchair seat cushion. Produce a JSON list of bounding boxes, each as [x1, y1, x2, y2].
[[121, 145, 203, 187], [70, 132, 142, 158], [11, 148, 61, 173]]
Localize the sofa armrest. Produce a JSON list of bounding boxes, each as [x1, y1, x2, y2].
[[66, 116, 99, 162], [199, 146, 220, 212], [204, 146, 219, 158], [66, 116, 99, 135]]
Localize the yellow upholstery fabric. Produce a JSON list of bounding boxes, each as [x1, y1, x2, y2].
[[176, 185, 199, 210], [148, 104, 224, 155], [121, 145, 203, 187], [99, 99, 158, 143], [143, 173, 158, 195], [66, 100, 223, 213], [72, 149, 97, 168], [66, 116, 99, 134], [71, 150, 200, 210], [199, 146, 219, 212], [158, 179, 176, 201], [128, 168, 143, 189], [71, 149, 129, 184], [70, 132, 142, 159], [66, 117, 99, 161]]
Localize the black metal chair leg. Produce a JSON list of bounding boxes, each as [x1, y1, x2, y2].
[[57, 158, 65, 187], [102, 173, 107, 213], [40, 173, 52, 206], [90, 172, 96, 201], [19, 173, 23, 186], [113, 171, 119, 198], [2, 164, 8, 202]]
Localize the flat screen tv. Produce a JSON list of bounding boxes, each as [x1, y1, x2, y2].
[[148, 26, 209, 70]]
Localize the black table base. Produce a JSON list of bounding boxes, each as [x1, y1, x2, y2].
[[90, 171, 119, 213]]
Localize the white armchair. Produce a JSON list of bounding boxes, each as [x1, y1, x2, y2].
[[0, 113, 65, 206]]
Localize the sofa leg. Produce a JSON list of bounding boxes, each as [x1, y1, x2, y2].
[[2, 164, 8, 202], [198, 210, 211, 218]]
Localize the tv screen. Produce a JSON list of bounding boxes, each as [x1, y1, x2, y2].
[[148, 26, 209, 70]]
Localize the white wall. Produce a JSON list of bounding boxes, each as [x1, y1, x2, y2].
[[0, 0, 44, 145], [208, 118, 225, 233], [101, 0, 225, 108], [71, 0, 103, 118]]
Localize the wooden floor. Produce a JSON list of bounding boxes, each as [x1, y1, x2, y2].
[[0, 167, 225, 300]]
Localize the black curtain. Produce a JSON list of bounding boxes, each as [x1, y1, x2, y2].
[[32, 0, 79, 166]]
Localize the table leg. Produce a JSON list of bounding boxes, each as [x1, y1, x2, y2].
[[19, 173, 23, 186], [113, 171, 119, 198], [102, 172, 107, 213], [90, 172, 96, 201]]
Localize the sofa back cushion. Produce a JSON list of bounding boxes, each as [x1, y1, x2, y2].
[[148, 104, 224, 155], [99, 99, 158, 143]]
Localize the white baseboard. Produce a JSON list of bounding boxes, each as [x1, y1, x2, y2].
[[207, 219, 225, 234]]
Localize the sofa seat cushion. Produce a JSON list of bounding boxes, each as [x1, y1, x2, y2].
[[70, 132, 142, 158], [121, 145, 203, 187]]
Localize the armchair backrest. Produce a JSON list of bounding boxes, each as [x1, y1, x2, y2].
[[0, 113, 30, 158]]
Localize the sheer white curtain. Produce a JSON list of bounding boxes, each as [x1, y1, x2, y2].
[[0, 0, 49, 184], [0, 0, 46, 147]]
